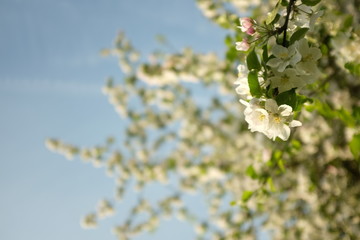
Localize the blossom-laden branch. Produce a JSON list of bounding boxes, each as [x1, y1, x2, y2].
[[45, 0, 360, 240], [235, 0, 323, 141]]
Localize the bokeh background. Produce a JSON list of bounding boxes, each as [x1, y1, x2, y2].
[[0, 0, 229, 239]]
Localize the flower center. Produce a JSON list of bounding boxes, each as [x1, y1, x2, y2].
[[303, 54, 313, 62], [280, 74, 290, 83], [279, 52, 289, 59], [273, 114, 282, 124], [259, 114, 266, 121]]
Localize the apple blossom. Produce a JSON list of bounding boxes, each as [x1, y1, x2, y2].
[[268, 68, 305, 93], [236, 39, 250, 51], [240, 99, 301, 141], [296, 38, 322, 76], [240, 98, 269, 133], [267, 44, 301, 72], [264, 99, 302, 141]]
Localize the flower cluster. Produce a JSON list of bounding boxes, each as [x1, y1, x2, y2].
[[235, 18, 257, 51], [240, 98, 302, 141], [234, 1, 322, 141]]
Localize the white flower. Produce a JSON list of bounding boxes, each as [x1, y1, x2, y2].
[[295, 38, 322, 78], [234, 64, 251, 100], [240, 99, 269, 133], [80, 213, 97, 229], [267, 44, 301, 72], [294, 4, 312, 28], [237, 64, 248, 78], [97, 199, 115, 219], [309, 10, 323, 31], [269, 68, 305, 93], [236, 39, 250, 51], [264, 99, 302, 141], [234, 76, 251, 99], [234, 64, 267, 100], [240, 99, 302, 141]]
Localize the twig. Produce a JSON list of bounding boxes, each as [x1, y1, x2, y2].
[[282, 0, 296, 46]]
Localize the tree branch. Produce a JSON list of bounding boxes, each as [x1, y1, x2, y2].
[[282, 0, 296, 46]]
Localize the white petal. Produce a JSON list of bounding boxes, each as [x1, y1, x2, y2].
[[267, 58, 281, 68], [265, 99, 278, 113], [277, 61, 289, 72], [237, 64, 247, 74], [249, 98, 261, 106], [289, 120, 302, 127], [278, 124, 291, 141], [239, 99, 250, 107], [310, 47, 322, 61], [297, 38, 309, 56], [284, 68, 298, 76], [272, 44, 288, 59], [290, 51, 302, 66], [278, 105, 293, 116], [288, 44, 298, 55]]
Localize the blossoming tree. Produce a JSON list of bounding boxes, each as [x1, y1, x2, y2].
[[46, 0, 360, 239]]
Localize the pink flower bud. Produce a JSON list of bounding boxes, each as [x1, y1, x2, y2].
[[240, 17, 253, 29], [246, 27, 256, 35], [239, 18, 256, 36], [236, 39, 250, 51]]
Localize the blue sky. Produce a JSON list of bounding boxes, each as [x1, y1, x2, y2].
[[0, 0, 229, 239]]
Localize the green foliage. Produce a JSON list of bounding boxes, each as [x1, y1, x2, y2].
[[295, 94, 313, 111], [289, 28, 309, 45], [350, 134, 360, 160], [345, 62, 360, 76], [342, 15, 353, 31], [266, 1, 281, 25], [246, 165, 258, 179], [248, 71, 262, 98], [315, 100, 356, 127], [262, 44, 269, 63], [246, 49, 261, 71], [241, 190, 254, 202], [275, 88, 297, 110], [302, 0, 322, 6]]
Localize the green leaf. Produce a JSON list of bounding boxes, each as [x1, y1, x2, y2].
[[226, 48, 238, 62], [314, 100, 355, 126], [267, 177, 276, 192], [275, 88, 297, 110], [342, 15, 353, 31], [277, 159, 285, 172], [246, 49, 261, 71], [266, 1, 281, 25], [272, 150, 282, 161], [338, 108, 355, 127], [248, 71, 262, 98], [345, 62, 360, 76], [295, 95, 313, 111], [242, 191, 253, 202], [262, 44, 269, 63], [302, 0, 321, 6], [246, 165, 258, 179], [289, 28, 309, 45], [280, 0, 288, 6], [353, 106, 360, 125], [349, 134, 360, 160], [224, 35, 233, 47], [291, 140, 302, 150]]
